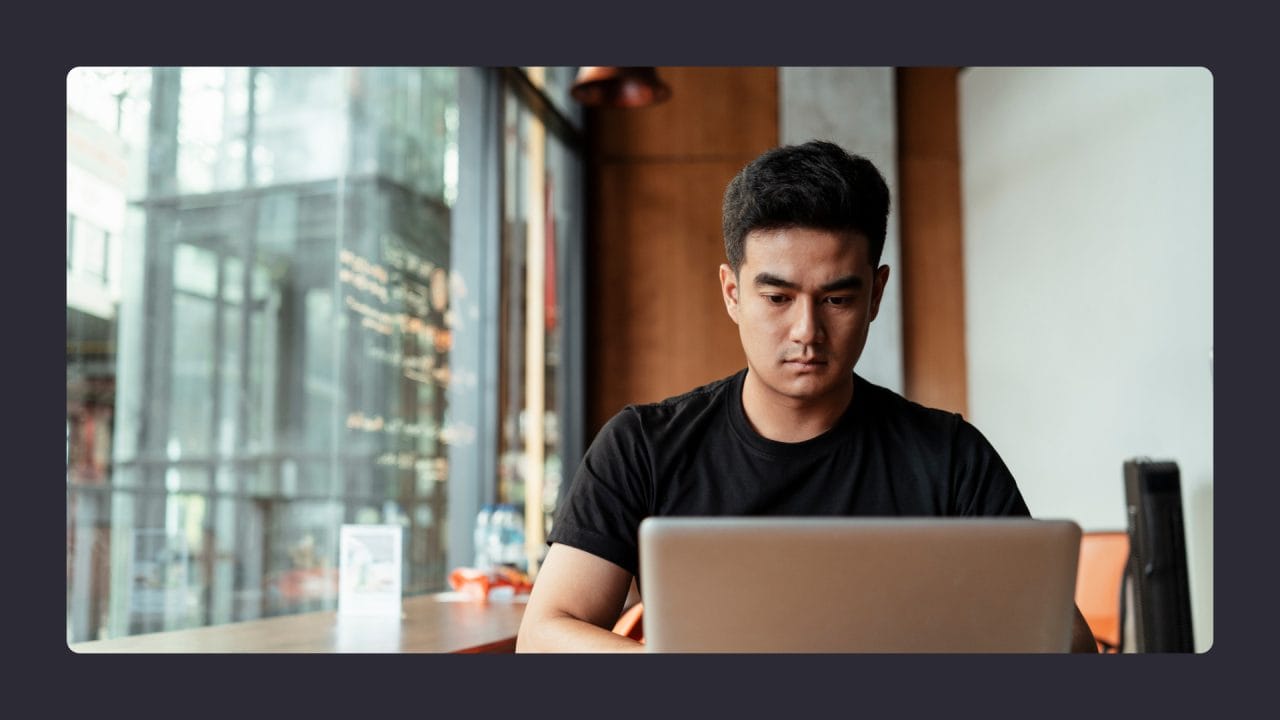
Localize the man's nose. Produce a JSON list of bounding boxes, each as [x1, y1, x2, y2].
[[789, 298, 824, 344]]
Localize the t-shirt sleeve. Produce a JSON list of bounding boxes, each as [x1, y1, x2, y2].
[[545, 407, 653, 576], [950, 416, 1032, 518]]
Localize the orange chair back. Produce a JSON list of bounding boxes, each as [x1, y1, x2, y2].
[[1075, 531, 1129, 652], [612, 602, 644, 643]]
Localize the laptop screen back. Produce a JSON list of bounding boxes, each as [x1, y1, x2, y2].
[[638, 516, 1081, 653]]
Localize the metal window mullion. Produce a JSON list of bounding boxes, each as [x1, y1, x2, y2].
[[500, 67, 583, 153], [558, 139, 585, 506], [202, 248, 227, 629], [444, 67, 503, 573]]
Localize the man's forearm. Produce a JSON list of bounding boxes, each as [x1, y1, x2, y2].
[[515, 613, 645, 653]]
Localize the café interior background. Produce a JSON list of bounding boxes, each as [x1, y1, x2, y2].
[[66, 67, 1212, 650]]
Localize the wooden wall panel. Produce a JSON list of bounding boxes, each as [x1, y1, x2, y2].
[[592, 67, 779, 159], [896, 67, 969, 417], [586, 67, 778, 434]]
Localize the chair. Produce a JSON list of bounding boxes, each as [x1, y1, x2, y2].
[[612, 602, 644, 643], [1075, 530, 1130, 653]]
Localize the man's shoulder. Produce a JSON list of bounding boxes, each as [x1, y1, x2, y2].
[[858, 375, 1000, 458], [606, 371, 741, 433], [652, 371, 740, 410], [858, 374, 963, 435], [585, 371, 741, 463]]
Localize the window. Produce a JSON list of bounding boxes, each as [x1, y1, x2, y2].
[[497, 68, 585, 573], [66, 67, 583, 643]]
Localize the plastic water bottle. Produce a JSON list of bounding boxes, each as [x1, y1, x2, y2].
[[490, 504, 526, 571], [486, 505, 508, 570], [506, 505, 526, 571], [473, 504, 494, 569]]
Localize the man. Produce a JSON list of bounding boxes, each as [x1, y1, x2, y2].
[[516, 140, 1096, 653]]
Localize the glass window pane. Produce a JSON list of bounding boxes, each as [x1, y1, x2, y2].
[[66, 66, 472, 642]]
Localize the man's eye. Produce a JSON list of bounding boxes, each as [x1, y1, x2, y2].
[[764, 295, 788, 305], [825, 296, 853, 306]]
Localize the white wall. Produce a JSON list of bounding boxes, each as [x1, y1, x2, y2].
[[959, 67, 1213, 651], [780, 67, 904, 394]]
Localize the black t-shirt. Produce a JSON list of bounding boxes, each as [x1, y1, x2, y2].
[[547, 369, 1030, 579]]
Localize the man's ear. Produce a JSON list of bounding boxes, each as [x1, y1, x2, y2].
[[719, 264, 740, 324], [869, 265, 890, 322]]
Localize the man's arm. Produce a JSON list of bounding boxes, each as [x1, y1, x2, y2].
[[1070, 604, 1098, 653], [515, 543, 643, 652]]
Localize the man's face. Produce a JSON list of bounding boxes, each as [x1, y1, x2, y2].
[[719, 227, 889, 408]]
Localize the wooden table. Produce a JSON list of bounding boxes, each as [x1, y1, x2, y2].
[[68, 593, 528, 653]]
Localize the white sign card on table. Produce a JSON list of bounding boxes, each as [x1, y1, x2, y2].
[[338, 524, 403, 617]]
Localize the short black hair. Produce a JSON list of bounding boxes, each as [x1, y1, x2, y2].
[[721, 140, 890, 273]]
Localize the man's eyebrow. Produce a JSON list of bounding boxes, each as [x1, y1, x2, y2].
[[752, 273, 864, 292], [752, 272, 799, 290], [820, 275, 864, 292]]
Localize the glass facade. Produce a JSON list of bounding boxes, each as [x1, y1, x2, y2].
[[66, 67, 583, 643], [498, 74, 583, 572]]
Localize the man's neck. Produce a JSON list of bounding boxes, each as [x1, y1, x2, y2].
[[740, 369, 854, 443]]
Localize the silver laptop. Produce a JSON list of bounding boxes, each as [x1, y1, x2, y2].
[[638, 516, 1081, 653]]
